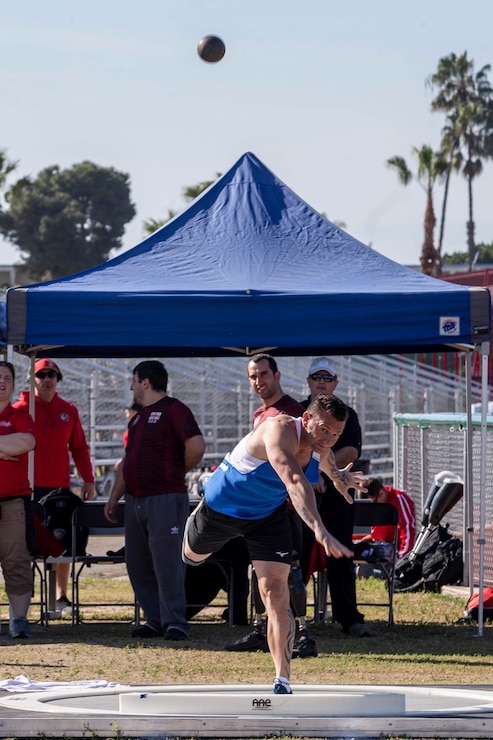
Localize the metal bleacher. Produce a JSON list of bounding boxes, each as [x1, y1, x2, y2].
[[10, 353, 481, 492]]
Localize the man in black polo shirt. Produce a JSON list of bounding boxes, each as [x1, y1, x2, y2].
[[300, 357, 370, 637]]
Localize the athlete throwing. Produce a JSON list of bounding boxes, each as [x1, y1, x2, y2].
[[183, 394, 366, 695]]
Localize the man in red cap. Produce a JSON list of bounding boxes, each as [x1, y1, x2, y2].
[[14, 358, 95, 613]]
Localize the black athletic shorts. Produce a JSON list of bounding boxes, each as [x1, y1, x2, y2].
[[188, 500, 293, 564]]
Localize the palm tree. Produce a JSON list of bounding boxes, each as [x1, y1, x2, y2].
[[142, 173, 222, 236], [387, 146, 448, 275], [428, 52, 493, 270], [142, 211, 176, 236], [182, 173, 221, 202], [433, 115, 463, 274]]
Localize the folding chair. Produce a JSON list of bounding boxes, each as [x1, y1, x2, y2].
[[352, 500, 399, 626], [312, 500, 399, 626], [68, 501, 139, 626]]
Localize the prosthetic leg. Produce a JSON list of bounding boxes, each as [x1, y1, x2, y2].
[[289, 559, 318, 658]]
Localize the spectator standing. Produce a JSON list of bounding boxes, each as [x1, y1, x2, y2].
[[122, 400, 143, 450], [300, 357, 371, 637], [359, 477, 416, 560], [13, 358, 95, 614], [104, 360, 205, 641], [0, 361, 36, 638], [115, 400, 144, 474], [184, 394, 364, 695], [225, 353, 318, 657]]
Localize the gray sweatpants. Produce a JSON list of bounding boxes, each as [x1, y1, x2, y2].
[[125, 493, 189, 635]]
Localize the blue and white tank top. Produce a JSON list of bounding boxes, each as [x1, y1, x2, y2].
[[205, 417, 320, 520]]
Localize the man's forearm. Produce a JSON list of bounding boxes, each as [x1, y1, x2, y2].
[[322, 451, 352, 488], [108, 462, 126, 503], [287, 481, 326, 541], [0, 433, 35, 456]]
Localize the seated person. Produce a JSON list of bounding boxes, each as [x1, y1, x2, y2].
[[185, 469, 249, 626], [355, 477, 416, 578], [185, 537, 250, 626]]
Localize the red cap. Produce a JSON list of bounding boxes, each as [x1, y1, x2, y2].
[[34, 358, 61, 374]]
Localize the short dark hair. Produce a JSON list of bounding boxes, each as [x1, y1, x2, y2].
[[0, 361, 15, 382], [248, 353, 278, 373], [133, 360, 168, 392], [306, 393, 348, 422], [362, 477, 384, 499]]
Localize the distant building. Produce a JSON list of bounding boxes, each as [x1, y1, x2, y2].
[[440, 266, 493, 299], [0, 265, 17, 288], [0, 264, 32, 288]]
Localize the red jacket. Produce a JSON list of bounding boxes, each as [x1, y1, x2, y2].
[[371, 486, 416, 558], [0, 403, 35, 498], [14, 391, 94, 488]]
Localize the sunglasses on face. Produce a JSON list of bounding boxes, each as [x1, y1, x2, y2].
[[310, 373, 337, 382], [35, 370, 57, 379]]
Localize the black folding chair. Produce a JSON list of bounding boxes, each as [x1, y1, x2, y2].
[[69, 501, 139, 626], [352, 500, 399, 626], [313, 500, 399, 626]]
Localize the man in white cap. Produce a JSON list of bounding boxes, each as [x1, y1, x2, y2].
[[300, 357, 371, 637], [14, 358, 95, 614]]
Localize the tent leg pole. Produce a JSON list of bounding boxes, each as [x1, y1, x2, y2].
[[476, 341, 490, 637]]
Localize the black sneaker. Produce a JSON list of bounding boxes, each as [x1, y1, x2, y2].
[[347, 622, 371, 637], [131, 624, 163, 638], [224, 631, 269, 652], [164, 628, 188, 641], [55, 594, 72, 615], [292, 635, 318, 658]]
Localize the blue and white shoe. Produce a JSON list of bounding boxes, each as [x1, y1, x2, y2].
[[272, 678, 292, 695]]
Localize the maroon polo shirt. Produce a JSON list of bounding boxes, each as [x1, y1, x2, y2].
[[123, 395, 202, 497]]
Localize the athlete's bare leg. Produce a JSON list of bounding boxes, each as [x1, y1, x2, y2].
[[253, 559, 294, 680]]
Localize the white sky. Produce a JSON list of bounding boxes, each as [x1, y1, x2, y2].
[[1, 0, 492, 267]]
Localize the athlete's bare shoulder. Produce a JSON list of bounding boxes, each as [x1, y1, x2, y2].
[[248, 412, 299, 458]]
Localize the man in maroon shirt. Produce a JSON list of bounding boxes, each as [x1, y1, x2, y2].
[[105, 360, 205, 641], [300, 357, 370, 637]]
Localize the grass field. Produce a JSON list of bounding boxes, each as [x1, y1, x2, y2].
[[0, 576, 491, 685], [0, 575, 491, 739]]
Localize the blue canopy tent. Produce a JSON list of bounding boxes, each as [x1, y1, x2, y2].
[[5, 150, 493, 631], [5, 151, 491, 358]]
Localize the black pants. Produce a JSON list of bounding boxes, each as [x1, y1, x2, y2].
[[185, 536, 250, 625], [301, 475, 365, 631]]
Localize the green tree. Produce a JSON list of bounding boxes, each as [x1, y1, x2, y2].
[[143, 173, 221, 236], [0, 161, 136, 281], [387, 146, 448, 275], [428, 52, 493, 270], [443, 241, 493, 265], [0, 149, 17, 194], [142, 211, 177, 236]]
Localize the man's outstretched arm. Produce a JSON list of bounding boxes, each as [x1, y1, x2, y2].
[[319, 449, 367, 503], [262, 422, 353, 559]]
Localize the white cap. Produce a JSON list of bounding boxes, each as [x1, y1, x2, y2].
[[308, 357, 337, 376]]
